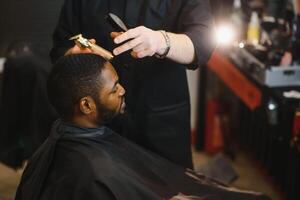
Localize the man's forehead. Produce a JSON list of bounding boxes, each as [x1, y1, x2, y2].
[[101, 62, 118, 82]]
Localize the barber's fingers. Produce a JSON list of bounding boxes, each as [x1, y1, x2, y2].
[[130, 44, 147, 58], [89, 39, 96, 44], [132, 43, 145, 53], [110, 32, 123, 39], [130, 51, 138, 58], [65, 44, 92, 55], [119, 45, 155, 58], [114, 28, 141, 44], [129, 43, 147, 58], [113, 37, 142, 55]]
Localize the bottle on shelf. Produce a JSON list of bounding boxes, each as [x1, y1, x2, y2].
[[247, 11, 261, 45]]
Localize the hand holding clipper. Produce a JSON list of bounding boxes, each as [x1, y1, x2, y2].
[[69, 34, 114, 61]]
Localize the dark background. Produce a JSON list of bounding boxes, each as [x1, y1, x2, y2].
[[0, 0, 64, 59]]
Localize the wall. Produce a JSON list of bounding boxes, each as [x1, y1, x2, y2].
[[0, 0, 64, 57]]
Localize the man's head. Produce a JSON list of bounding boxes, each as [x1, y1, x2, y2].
[[47, 54, 125, 127]]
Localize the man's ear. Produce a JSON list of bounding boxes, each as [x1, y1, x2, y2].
[[79, 96, 96, 115]]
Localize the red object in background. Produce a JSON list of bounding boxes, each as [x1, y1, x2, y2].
[[207, 52, 262, 110], [293, 109, 300, 137], [204, 99, 225, 154]]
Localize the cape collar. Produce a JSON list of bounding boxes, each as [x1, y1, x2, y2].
[[53, 119, 111, 139]]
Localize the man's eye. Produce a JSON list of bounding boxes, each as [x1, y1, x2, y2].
[[111, 83, 120, 94]]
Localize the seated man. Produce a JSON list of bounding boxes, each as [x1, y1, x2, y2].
[[15, 54, 270, 200]]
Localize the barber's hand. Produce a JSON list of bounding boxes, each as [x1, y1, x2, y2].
[[112, 26, 166, 58], [65, 39, 96, 55], [111, 32, 138, 58]]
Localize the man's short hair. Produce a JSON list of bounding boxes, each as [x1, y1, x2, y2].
[[47, 54, 106, 119]]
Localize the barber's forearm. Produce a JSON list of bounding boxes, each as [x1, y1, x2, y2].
[[159, 32, 196, 64]]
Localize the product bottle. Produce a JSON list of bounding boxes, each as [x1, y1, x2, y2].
[[247, 11, 260, 45]]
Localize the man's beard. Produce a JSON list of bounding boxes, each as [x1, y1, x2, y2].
[[95, 99, 123, 125], [98, 106, 117, 124]]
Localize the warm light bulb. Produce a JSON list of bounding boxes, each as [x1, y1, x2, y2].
[[215, 25, 236, 45]]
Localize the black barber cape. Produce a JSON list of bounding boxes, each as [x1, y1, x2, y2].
[[16, 120, 270, 200]]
